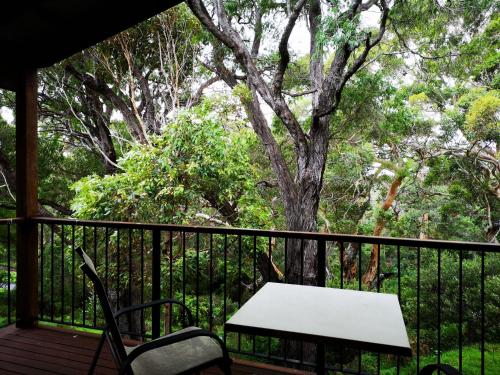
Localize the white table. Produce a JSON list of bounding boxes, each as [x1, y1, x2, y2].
[[225, 282, 411, 373]]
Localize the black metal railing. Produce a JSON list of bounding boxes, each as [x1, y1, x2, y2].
[[27, 217, 500, 374], [0, 218, 18, 328]]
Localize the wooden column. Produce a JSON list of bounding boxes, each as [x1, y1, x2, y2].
[[16, 68, 39, 328]]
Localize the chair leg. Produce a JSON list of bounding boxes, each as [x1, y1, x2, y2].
[[219, 360, 232, 375], [88, 332, 106, 375]]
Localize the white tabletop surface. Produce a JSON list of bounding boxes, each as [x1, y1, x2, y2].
[[225, 282, 411, 356]]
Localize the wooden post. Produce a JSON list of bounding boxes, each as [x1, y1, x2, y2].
[[16, 68, 39, 328], [316, 239, 326, 374]]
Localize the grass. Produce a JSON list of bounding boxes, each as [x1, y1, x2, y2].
[[377, 344, 500, 375]]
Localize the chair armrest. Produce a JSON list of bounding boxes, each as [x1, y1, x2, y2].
[[114, 298, 194, 326], [419, 364, 460, 375], [119, 328, 230, 375]]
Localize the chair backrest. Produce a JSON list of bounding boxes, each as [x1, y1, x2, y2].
[[75, 247, 128, 365]]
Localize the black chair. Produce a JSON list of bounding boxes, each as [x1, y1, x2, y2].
[[76, 247, 232, 375], [419, 364, 460, 374]]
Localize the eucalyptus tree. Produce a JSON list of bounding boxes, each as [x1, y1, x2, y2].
[[394, 12, 499, 243], [187, 0, 395, 284], [38, 4, 210, 174]]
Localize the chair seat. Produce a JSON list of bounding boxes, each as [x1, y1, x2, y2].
[[125, 327, 224, 375]]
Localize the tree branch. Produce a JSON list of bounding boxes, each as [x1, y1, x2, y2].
[[315, 0, 390, 120], [271, 0, 308, 96], [189, 76, 221, 107], [65, 64, 148, 144], [187, 0, 308, 155], [251, 4, 263, 58]]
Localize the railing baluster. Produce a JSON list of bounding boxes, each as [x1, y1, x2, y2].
[[284, 237, 288, 284], [93, 226, 97, 327], [209, 233, 213, 332], [182, 231, 186, 321], [283, 238, 288, 369], [252, 235, 257, 355], [377, 244, 381, 293], [117, 228, 120, 312], [459, 248, 463, 373], [237, 234, 242, 353], [268, 236, 272, 358], [223, 234, 227, 346], [481, 249, 485, 375], [340, 241, 344, 289], [140, 229, 144, 335], [300, 238, 304, 365], [71, 224, 75, 326], [417, 246, 421, 373], [105, 227, 109, 328], [318, 239, 326, 287], [61, 224, 65, 322], [358, 243, 362, 291], [169, 231, 173, 333], [50, 223, 55, 322], [397, 245, 401, 301], [152, 229, 161, 339], [105, 227, 109, 295], [7, 223, 11, 324], [377, 243, 381, 375], [128, 228, 132, 333], [437, 247, 441, 367], [316, 239, 326, 374], [397, 244, 401, 375], [358, 242, 362, 374], [82, 225, 86, 325], [300, 238, 304, 286], [40, 223, 44, 320], [128, 228, 132, 303], [339, 242, 344, 375], [196, 232, 200, 326]]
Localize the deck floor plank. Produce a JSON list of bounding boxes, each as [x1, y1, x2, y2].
[[0, 337, 116, 369], [0, 325, 312, 375]]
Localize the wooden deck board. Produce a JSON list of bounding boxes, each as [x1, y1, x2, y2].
[[0, 325, 312, 375]]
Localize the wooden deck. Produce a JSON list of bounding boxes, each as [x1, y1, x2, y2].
[[0, 325, 312, 375]]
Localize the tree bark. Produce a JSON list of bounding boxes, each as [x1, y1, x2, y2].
[[343, 242, 361, 281], [362, 175, 403, 286], [65, 64, 148, 145]]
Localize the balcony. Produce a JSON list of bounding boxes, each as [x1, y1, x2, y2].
[[1, 217, 498, 374]]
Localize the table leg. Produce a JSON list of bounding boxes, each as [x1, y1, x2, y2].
[[316, 343, 325, 374]]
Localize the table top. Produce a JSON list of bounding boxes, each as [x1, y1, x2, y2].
[[225, 282, 412, 356]]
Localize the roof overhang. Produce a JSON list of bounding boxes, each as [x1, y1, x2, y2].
[[0, 0, 183, 91]]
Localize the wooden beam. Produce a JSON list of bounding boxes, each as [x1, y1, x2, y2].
[[16, 68, 39, 328]]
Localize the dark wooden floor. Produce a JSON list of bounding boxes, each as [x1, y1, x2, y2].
[[0, 325, 312, 375]]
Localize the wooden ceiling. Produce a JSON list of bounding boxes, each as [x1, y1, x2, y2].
[[0, 0, 183, 91]]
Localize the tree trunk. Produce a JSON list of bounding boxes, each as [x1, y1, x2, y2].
[[420, 213, 429, 240], [362, 176, 403, 286], [285, 117, 329, 286], [343, 242, 361, 281]]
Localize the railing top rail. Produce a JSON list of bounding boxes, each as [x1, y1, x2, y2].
[[0, 217, 23, 224], [32, 216, 500, 252]]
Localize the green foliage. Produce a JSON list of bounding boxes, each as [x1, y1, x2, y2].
[[71, 98, 272, 228], [457, 14, 500, 87], [316, 3, 363, 53], [232, 83, 253, 104], [464, 90, 500, 142], [0, 118, 103, 215]]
